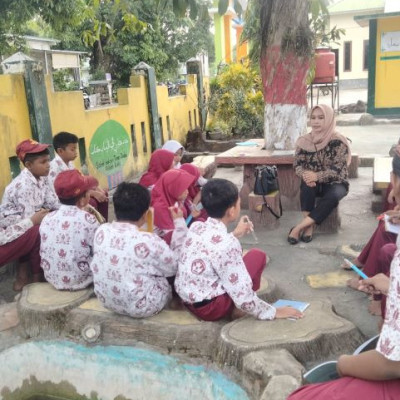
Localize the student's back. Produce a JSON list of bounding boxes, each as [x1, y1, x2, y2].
[[40, 170, 99, 290], [90, 182, 187, 318]]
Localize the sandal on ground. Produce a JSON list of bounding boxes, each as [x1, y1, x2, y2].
[[301, 233, 313, 243], [287, 227, 299, 245]]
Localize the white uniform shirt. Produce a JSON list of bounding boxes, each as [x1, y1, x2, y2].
[[377, 237, 400, 361], [39, 205, 99, 290], [175, 218, 276, 320], [1, 168, 60, 219], [0, 214, 33, 246], [90, 218, 187, 318], [48, 154, 75, 188]]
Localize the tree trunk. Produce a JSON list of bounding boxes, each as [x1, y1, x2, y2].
[[260, 0, 311, 150]]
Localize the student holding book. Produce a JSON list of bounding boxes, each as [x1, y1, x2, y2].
[[288, 153, 400, 400]]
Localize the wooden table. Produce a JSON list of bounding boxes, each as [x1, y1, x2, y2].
[[215, 139, 300, 210]]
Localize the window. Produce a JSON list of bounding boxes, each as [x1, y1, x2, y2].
[[9, 156, 21, 179], [363, 40, 369, 71], [130, 124, 138, 157], [159, 117, 164, 144], [344, 41, 352, 72], [78, 138, 87, 168], [141, 122, 147, 153], [166, 115, 171, 140]]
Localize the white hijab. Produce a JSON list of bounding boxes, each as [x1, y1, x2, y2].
[[162, 140, 184, 154]]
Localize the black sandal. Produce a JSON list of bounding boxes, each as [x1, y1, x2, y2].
[[287, 227, 299, 245], [301, 234, 313, 243]]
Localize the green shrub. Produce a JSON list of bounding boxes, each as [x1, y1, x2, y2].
[[207, 63, 264, 137]]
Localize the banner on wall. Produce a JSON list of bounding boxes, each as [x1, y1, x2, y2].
[[89, 120, 130, 184], [381, 31, 400, 53]]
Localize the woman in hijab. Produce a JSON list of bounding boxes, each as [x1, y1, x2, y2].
[[151, 169, 196, 244], [139, 149, 175, 190], [288, 104, 351, 244], [287, 153, 400, 400], [162, 140, 184, 169]]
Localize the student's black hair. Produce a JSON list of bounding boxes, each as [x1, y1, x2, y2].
[[59, 193, 87, 206], [53, 131, 79, 151], [201, 178, 239, 218], [23, 149, 50, 165], [113, 182, 150, 222]]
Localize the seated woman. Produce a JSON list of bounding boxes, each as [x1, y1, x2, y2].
[[151, 169, 196, 244], [288, 104, 351, 244], [138, 149, 175, 190], [288, 154, 400, 400], [162, 140, 185, 169]]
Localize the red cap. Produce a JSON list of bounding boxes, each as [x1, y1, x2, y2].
[[54, 170, 99, 200], [16, 139, 50, 162]]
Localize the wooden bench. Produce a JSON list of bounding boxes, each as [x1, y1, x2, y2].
[[191, 155, 217, 179], [248, 191, 280, 229], [215, 140, 301, 211]]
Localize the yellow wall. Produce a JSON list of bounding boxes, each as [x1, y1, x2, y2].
[[330, 13, 371, 80], [0, 75, 31, 191], [375, 16, 400, 108], [0, 72, 201, 197]]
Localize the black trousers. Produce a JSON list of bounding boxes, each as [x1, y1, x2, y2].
[[300, 181, 348, 225]]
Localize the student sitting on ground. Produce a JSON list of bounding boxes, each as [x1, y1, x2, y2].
[[0, 209, 48, 291], [49, 131, 109, 221], [39, 170, 100, 290], [151, 169, 198, 244], [174, 178, 304, 321], [162, 140, 185, 169], [1, 139, 59, 220], [138, 149, 175, 190], [90, 182, 188, 318], [0, 139, 59, 286], [288, 153, 400, 400], [180, 163, 208, 223]]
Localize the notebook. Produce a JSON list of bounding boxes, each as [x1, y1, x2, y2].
[[384, 214, 400, 235], [272, 299, 310, 312]]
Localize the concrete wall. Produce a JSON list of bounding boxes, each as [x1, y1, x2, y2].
[[0, 72, 200, 197], [330, 13, 371, 85], [0, 75, 32, 192]]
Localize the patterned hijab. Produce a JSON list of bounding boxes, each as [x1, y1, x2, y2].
[[138, 149, 174, 188], [296, 104, 352, 165]]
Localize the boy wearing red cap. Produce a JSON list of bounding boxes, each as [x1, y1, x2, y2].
[[1, 139, 60, 219], [39, 169, 100, 290], [0, 139, 60, 289]]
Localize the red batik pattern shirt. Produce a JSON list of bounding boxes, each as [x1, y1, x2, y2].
[[48, 154, 75, 188], [377, 239, 400, 361], [1, 168, 60, 219], [39, 205, 99, 290], [174, 218, 276, 320], [90, 218, 187, 318]]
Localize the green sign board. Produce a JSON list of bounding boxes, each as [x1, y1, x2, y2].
[[89, 120, 130, 175]]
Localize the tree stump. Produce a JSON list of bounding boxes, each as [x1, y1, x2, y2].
[[348, 153, 359, 179], [18, 283, 93, 339], [248, 191, 280, 229]]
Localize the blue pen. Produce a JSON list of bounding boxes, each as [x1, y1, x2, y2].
[[344, 259, 369, 279]]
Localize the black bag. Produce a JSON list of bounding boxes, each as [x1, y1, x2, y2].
[[254, 165, 279, 195], [253, 165, 282, 219]]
